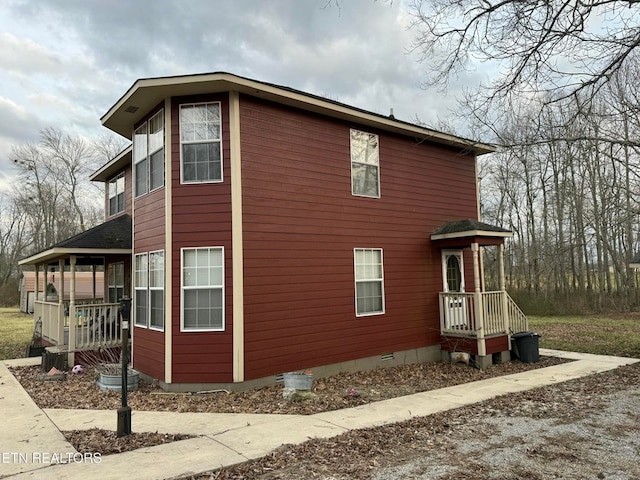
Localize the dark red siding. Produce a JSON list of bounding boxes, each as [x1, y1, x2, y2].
[[239, 95, 479, 380], [170, 94, 234, 384], [132, 105, 167, 381]]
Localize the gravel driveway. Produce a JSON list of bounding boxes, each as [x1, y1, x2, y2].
[[373, 385, 640, 480], [203, 362, 640, 480]]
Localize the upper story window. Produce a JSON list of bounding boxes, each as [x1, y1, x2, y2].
[[180, 102, 222, 183], [108, 173, 125, 216], [350, 129, 380, 198], [133, 109, 164, 197]]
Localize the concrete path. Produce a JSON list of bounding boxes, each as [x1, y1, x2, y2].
[[1, 350, 637, 479]]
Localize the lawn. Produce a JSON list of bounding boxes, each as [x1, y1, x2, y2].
[[0, 307, 34, 360], [1, 307, 639, 361], [529, 314, 640, 358]]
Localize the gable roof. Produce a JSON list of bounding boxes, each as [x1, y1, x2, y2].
[[101, 72, 496, 156], [90, 145, 131, 183], [18, 214, 132, 266]]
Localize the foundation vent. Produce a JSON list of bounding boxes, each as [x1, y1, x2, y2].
[[275, 373, 284, 383], [381, 352, 395, 361]]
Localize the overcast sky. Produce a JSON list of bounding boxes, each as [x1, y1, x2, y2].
[[0, 0, 489, 192]]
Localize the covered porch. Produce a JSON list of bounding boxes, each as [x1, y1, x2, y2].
[[18, 215, 132, 365], [431, 219, 529, 367]]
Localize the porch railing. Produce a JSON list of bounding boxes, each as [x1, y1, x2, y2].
[[439, 291, 528, 338], [34, 300, 121, 351]]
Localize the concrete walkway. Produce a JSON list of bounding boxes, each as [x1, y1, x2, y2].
[[1, 350, 637, 479]]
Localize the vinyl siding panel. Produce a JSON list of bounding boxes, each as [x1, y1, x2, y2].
[[239, 95, 478, 379], [132, 104, 167, 379], [169, 93, 234, 384]]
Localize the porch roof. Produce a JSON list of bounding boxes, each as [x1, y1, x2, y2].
[[431, 219, 512, 245], [18, 214, 132, 266]]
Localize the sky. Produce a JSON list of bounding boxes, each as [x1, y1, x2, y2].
[[0, 0, 489, 192]]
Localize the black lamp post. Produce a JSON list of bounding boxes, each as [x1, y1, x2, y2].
[[117, 297, 132, 437]]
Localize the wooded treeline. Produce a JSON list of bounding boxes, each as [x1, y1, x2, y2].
[[0, 129, 126, 306], [479, 68, 640, 313]]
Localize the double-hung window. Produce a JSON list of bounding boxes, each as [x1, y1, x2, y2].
[[107, 262, 124, 304], [354, 248, 385, 316], [134, 253, 148, 327], [350, 129, 380, 197], [108, 173, 125, 216], [180, 102, 222, 183], [134, 251, 165, 330], [149, 251, 165, 330], [133, 109, 164, 197], [181, 247, 224, 331]]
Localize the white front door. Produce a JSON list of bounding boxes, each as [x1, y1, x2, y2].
[[442, 250, 467, 327]]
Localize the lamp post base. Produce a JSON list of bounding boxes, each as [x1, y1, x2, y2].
[[117, 406, 132, 437]]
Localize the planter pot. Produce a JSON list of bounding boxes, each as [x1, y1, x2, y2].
[[283, 372, 313, 391], [96, 366, 139, 392]]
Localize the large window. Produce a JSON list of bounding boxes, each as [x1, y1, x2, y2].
[[350, 129, 380, 198], [149, 251, 165, 330], [107, 262, 124, 303], [134, 251, 165, 330], [108, 174, 125, 216], [354, 248, 385, 316], [180, 102, 222, 183], [134, 254, 148, 327], [133, 109, 164, 197], [181, 247, 224, 331]]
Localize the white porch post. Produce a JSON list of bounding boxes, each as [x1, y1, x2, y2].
[[68, 255, 77, 366], [499, 244, 510, 334], [57, 261, 65, 348], [472, 243, 486, 356]]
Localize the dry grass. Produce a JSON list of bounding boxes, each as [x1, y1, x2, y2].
[[0, 307, 34, 360], [529, 314, 640, 358]]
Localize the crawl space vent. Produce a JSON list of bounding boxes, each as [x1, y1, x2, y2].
[[381, 352, 395, 361]]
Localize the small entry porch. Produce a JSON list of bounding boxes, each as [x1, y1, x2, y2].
[[431, 219, 529, 367]]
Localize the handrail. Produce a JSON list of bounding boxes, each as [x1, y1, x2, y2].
[[439, 291, 528, 338]]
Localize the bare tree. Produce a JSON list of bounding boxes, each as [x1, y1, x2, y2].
[[9, 129, 104, 255], [408, 0, 640, 109]]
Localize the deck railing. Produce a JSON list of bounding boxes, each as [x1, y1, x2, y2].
[[34, 300, 121, 351], [439, 291, 528, 338]]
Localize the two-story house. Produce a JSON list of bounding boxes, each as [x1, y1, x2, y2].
[[19, 72, 526, 391]]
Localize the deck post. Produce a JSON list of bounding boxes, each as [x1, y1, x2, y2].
[[67, 255, 77, 366], [57, 261, 65, 349], [499, 244, 510, 334], [472, 243, 486, 356]]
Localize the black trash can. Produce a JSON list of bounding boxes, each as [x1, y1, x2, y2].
[[511, 332, 540, 363]]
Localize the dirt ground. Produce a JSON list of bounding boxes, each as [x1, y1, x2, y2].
[[10, 357, 564, 456], [197, 362, 640, 480], [10, 358, 640, 479]]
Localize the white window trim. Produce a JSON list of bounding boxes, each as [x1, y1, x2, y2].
[[133, 109, 165, 198], [350, 128, 381, 199], [148, 109, 165, 193], [354, 247, 385, 317], [179, 102, 224, 185], [149, 249, 165, 332], [108, 173, 125, 216], [134, 253, 148, 328], [180, 246, 225, 332]]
